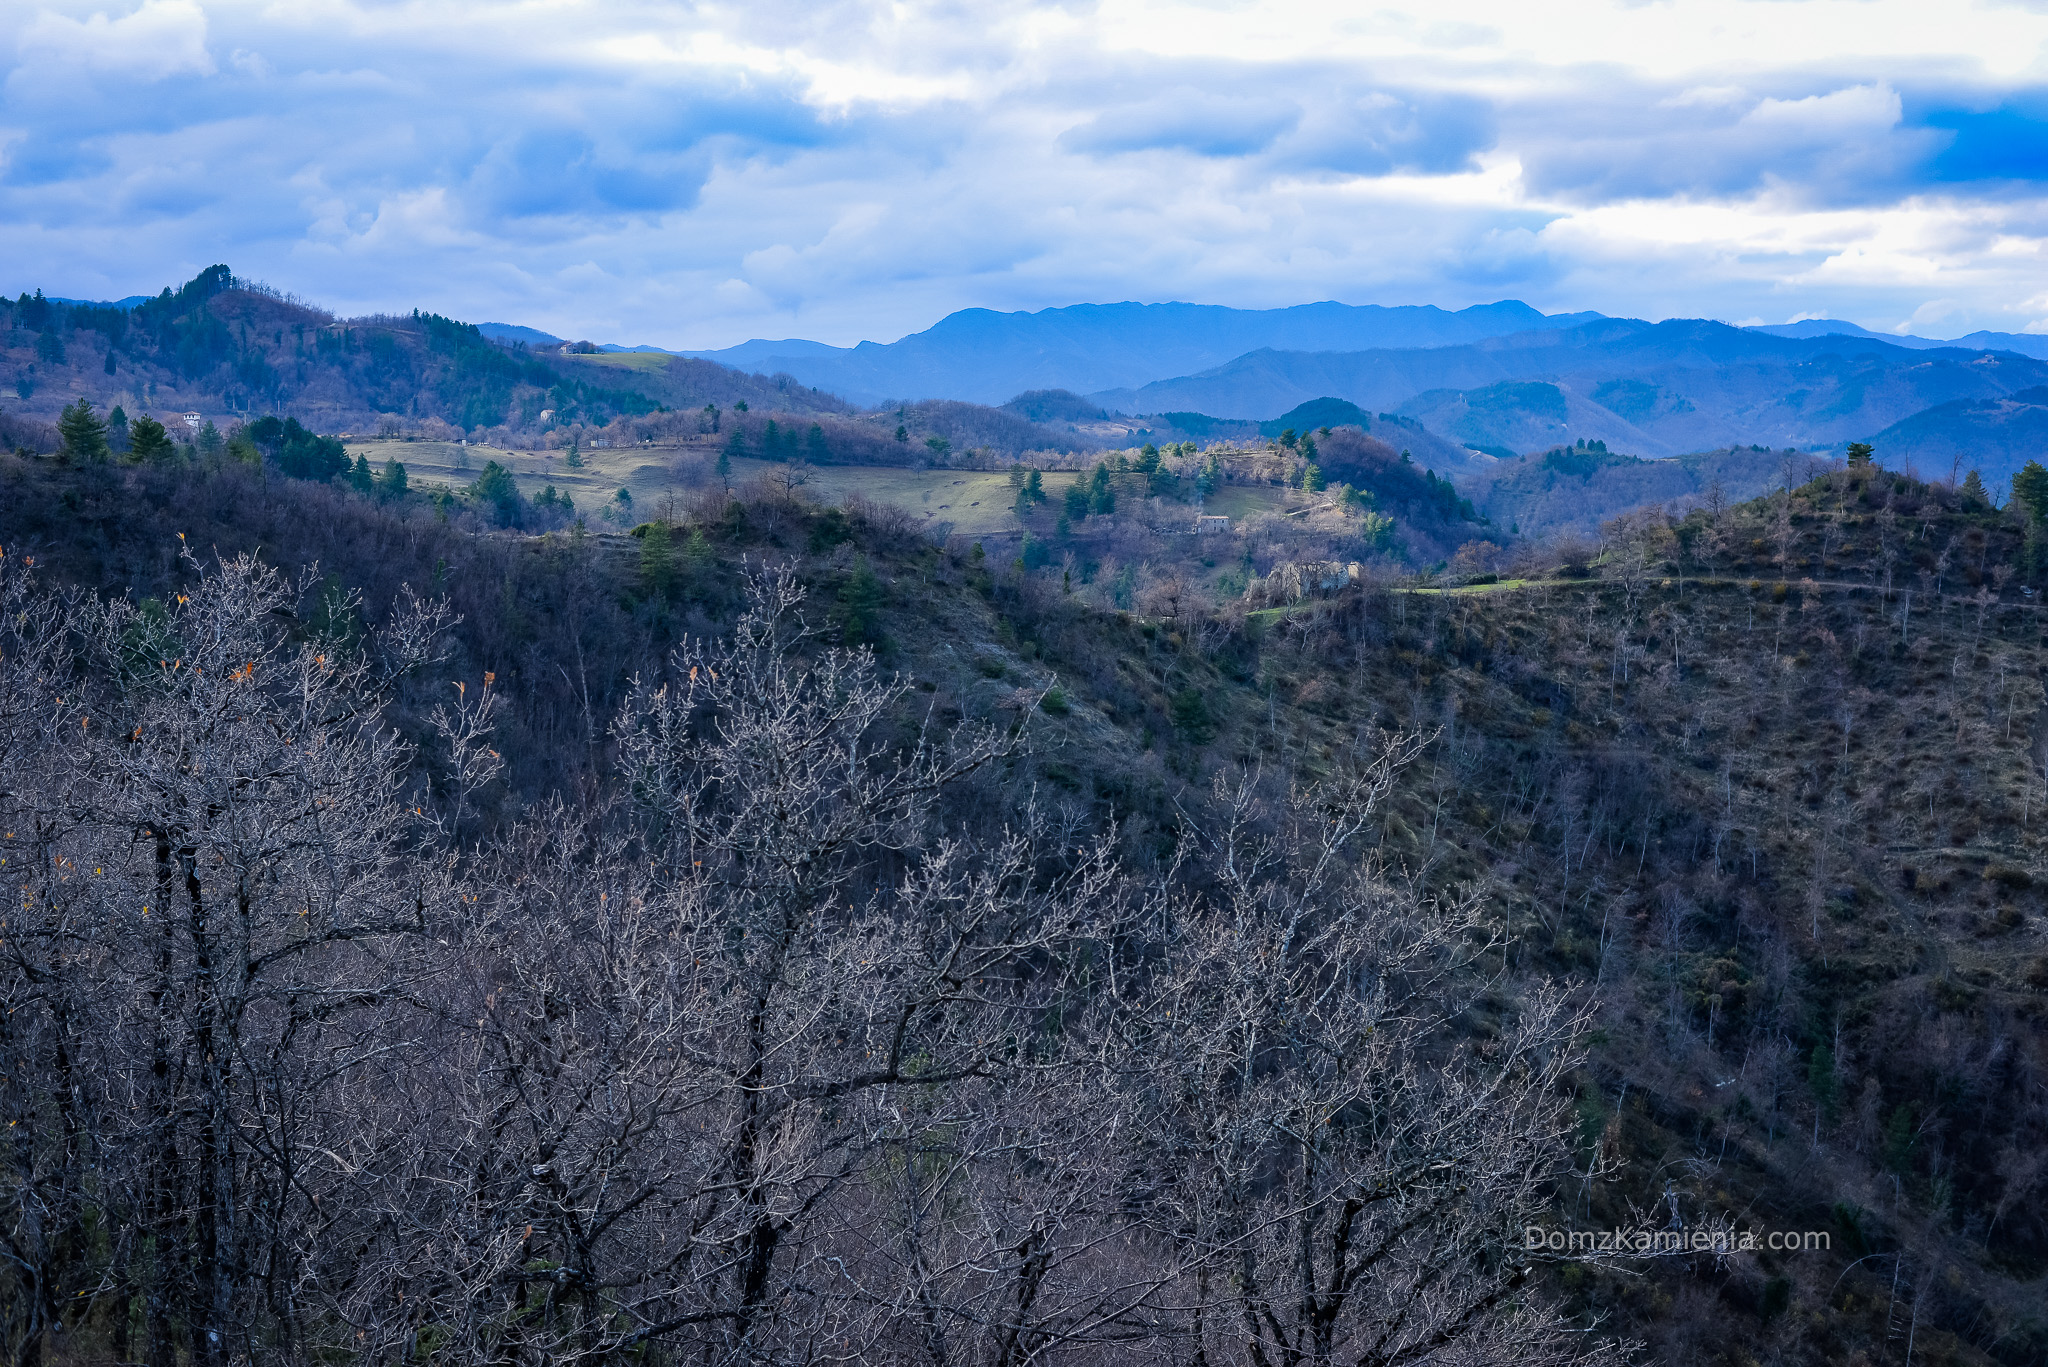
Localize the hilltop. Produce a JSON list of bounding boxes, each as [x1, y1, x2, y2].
[[0, 269, 1082, 461]]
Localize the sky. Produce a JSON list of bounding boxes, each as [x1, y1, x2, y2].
[[5, 0, 2048, 349]]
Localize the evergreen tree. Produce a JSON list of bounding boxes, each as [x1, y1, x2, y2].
[[1170, 687, 1216, 744], [724, 426, 746, 466], [1088, 463, 1115, 516], [564, 436, 583, 468], [682, 526, 714, 579], [1846, 441, 1874, 467], [639, 521, 675, 598], [763, 419, 783, 459], [894, 424, 909, 444], [835, 556, 885, 645], [56, 398, 110, 464], [1024, 468, 1044, 502], [2013, 461, 2048, 522], [103, 348, 117, 376], [375, 458, 409, 501], [127, 414, 176, 464], [716, 447, 732, 485], [349, 453, 376, 495], [197, 420, 224, 459], [1961, 468, 1990, 509], [468, 461, 525, 527], [1302, 463, 1325, 493], [1063, 482, 1090, 523], [107, 405, 130, 455], [806, 422, 828, 463]]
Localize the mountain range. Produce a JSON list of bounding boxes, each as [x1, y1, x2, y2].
[[507, 299, 2048, 489], [673, 299, 1608, 405], [24, 272, 2048, 498]]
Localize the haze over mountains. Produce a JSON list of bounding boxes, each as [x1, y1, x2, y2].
[[477, 296, 2048, 489], [29, 272, 2048, 496], [672, 300, 1609, 405]]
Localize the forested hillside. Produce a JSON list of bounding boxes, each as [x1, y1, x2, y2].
[[2, 269, 1077, 462], [0, 438, 2043, 1365]]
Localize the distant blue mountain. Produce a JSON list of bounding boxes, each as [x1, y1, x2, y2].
[[49, 294, 153, 310], [1748, 318, 2048, 361], [478, 322, 565, 347], [675, 299, 1608, 405], [1087, 318, 2048, 462]]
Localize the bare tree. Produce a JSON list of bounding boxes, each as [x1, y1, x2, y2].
[[1115, 752, 1620, 1367]]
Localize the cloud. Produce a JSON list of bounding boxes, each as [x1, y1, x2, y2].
[[4, 0, 2048, 346], [16, 0, 214, 81], [1062, 91, 1301, 157]]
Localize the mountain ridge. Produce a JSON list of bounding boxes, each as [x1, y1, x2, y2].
[[674, 298, 1609, 404]]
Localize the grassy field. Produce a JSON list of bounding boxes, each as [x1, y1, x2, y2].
[[560, 351, 675, 371], [338, 440, 1110, 537]]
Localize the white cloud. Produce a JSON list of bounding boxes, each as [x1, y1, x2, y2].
[[3, 0, 2048, 347], [16, 0, 215, 80]]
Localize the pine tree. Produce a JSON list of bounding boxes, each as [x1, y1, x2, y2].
[[198, 420, 224, 459], [564, 436, 583, 468], [35, 329, 65, 365], [2013, 462, 2048, 522], [1846, 441, 1874, 467], [375, 459, 409, 501], [682, 526, 713, 578], [56, 399, 109, 464], [127, 414, 176, 464], [1961, 469, 1989, 508], [639, 521, 675, 598], [835, 556, 885, 645], [716, 447, 732, 485], [107, 405, 130, 455], [349, 453, 375, 495]]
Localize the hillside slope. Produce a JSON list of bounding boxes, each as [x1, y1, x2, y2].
[[1, 447, 2045, 1365], [0, 446, 2045, 1364]]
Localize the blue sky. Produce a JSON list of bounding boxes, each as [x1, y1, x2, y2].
[[5, 0, 2048, 348]]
